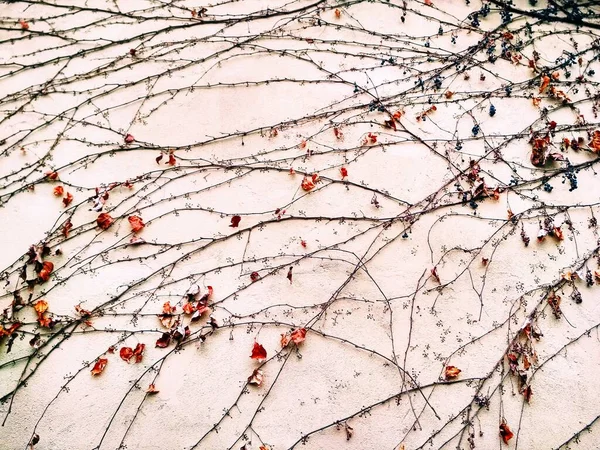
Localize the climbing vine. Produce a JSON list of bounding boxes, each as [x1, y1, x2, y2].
[[1, 0, 600, 449]]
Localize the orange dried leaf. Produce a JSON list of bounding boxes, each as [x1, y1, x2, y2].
[[539, 75, 550, 94], [444, 365, 461, 380], [34, 300, 49, 316], [147, 384, 159, 394], [280, 333, 291, 347], [19, 19, 29, 30], [128, 215, 145, 233], [334, 8, 341, 18], [183, 302, 195, 315], [91, 358, 108, 376], [53, 186, 64, 197], [38, 261, 54, 282]]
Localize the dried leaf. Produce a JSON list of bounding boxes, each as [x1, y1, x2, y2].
[[124, 133, 135, 144], [128, 215, 145, 233], [301, 176, 316, 191], [133, 343, 145, 363], [34, 300, 49, 315], [444, 365, 461, 380], [91, 358, 108, 375], [167, 151, 176, 166], [53, 186, 64, 196], [250, 341, 267, 360], [431, 267, 441, 284], [290, 327, 306, 344], [340, 167, 348, 178], [155, 332, 171, 348], [287, 266, 293, 284], [247, 368, 264, 386], [97, 213, 114, 230], [250, 271, 260, 282], [539, 75, 550, 94], [120, 346, 134, 362], [499, 421, 513, 444], [230, 215, 241, 228], [62, 192, 73, 207], [38, 261, 54, 282], [146, 384, 159, 394]]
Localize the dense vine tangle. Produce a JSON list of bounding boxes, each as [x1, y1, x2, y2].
[[1, 0, 600, 449]]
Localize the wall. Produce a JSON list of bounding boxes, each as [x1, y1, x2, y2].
[[1, 1, 600, 449]]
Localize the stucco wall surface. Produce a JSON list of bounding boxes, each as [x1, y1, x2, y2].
[[1, 1, 600, 449]]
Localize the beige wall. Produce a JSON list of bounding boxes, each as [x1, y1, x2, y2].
[[1, 1, 600, 449]]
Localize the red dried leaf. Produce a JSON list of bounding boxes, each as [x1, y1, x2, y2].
[[499, 421, 514, 444], [19, 19, 29, 30], [230, 215, 241, 228], [444, 365, 461, 380], [120, 346, 134, 362], [301, 176, 315, 191], [53, 186, 64, 196], [133, 343, 145, 363], [97, 213, 114, 230], [62, 192, 73, 207], [38, 261, 54, 282], [287, 266, 293, 284], [431, 267, 441, 284], [167, 151, 176, 166], [62, 220, 73, 238], [155, 332, 171, 348], [107, 345, 115, 354], [250, 341, 267, 360], [250, 271, 260, 282], [290, 327, 306, 344], [333, 127, 343, 140], [128, 215, 145, 233], [156, 153, 163, 164], [146, 384, 159, 394], [300, 240, 307, 248], [425, 0, 432, 5], [91, 358, 108, 375], [124, 134, 135, 144], [522, 385, 533, 402], [340, 167, 348, 178]]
